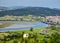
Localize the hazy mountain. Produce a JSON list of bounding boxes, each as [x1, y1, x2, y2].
[[7, 6, 25, 10], [0, 6, 8, 11], [0, 6, 25, 11], [0, 7, 60, 16]]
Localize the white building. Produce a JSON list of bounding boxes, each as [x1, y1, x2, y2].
[[23, 33, 29, 38]]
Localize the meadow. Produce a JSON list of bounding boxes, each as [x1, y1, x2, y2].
[[0, 25, 60, 43]]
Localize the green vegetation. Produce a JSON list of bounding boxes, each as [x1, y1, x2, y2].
[[0, 7, 60, 16], [0, 15, 45, 22], [0, 25, 60, 43]]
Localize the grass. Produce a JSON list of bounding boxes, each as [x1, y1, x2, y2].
[[0, 27, 60, 43], [0, 28, 45, 43]]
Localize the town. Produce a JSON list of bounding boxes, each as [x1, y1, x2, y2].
[[0, 15, 60, 24]]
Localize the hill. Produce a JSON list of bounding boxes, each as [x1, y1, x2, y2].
[[0, 7, 60, 16]]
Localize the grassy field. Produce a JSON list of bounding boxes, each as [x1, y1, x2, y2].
[[0, 27, 60, 43]]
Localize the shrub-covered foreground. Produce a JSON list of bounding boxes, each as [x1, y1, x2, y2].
[[0, 26, 60, 43]]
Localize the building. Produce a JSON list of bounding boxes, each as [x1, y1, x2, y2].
[[46, 16, 60, 23]]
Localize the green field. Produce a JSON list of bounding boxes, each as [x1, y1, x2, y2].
[[0, 26, 60, 43]]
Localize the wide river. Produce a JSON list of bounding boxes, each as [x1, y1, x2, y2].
[[0, 21, 48, 32]]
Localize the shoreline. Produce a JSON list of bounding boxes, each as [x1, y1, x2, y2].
[[0, 22, 48, 32]]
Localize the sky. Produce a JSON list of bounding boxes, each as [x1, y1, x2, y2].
[[0, 0, 60, 8]]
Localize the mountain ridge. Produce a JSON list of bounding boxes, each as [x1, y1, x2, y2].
[[0, 7, 60, 16]]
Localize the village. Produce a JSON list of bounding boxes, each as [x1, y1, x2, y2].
[[0, 15, 60, 24]]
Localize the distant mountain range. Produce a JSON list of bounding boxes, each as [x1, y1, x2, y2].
[[0, 6, 8, 11], [0, 6, 60, 16], [0, 6, 25, 11]]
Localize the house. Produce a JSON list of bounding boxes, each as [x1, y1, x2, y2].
[[23, 33, 29, 38]]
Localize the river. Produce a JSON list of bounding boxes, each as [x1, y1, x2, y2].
[[0, 21, 48, 32]]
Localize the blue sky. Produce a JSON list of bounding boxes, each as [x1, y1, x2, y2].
[[0, 0, 60, 8]]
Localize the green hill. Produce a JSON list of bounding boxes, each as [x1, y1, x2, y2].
[[0, 7, 60, 16]]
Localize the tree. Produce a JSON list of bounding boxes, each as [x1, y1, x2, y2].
[[43, 39, 47, 43], [50, 32, 60, 43], [25, 40, 28, 43], [30, 27, 33, 32], [50, 25, 56, 30], [33, 33, 38, 42], [13, 40, 18, 43], [21, 32, 24, 43], [3, 36, 7, 43]]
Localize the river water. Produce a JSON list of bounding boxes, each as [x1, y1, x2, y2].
[[0, 21, 48, 32]]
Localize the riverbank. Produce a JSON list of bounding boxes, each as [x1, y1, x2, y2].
[[0, 21, 48, 32], [0, 22, 13, 28]]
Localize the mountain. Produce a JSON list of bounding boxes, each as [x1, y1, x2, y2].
[[6, 6, 25, 10], [0, 6, 8, 11], [10, 6, 25, 9], [0, 6, 25, 11], [0, 7, 60, 16]]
